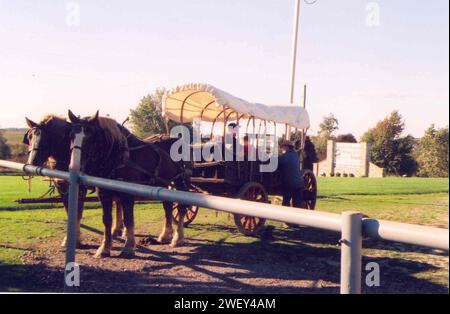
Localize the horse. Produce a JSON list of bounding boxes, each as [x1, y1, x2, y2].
[[23, 115, 126, 247], [68, 110, 189, 258]]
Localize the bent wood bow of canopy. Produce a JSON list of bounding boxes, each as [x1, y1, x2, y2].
[[161, 83, 310, 130]]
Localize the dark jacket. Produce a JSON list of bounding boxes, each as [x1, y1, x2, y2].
[[278, 148, 302, 189]]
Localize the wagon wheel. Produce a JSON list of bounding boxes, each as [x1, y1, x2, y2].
[[284, 170, 317, 228], [300, 169, 317, 210], [165, 186, 199, 227], [171, 203, 199, 227], [233, 182, 268, 236]]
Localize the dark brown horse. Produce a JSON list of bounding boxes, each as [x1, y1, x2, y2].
[[23, 116, 90, 247], [23, 115, 129, 246], [68, 110, 189, 258]]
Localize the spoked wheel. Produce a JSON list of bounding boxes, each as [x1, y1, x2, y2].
[[166, 186, 199, 227], [172, 204, 199, 227], [284, 169, 318, 228], [171, 204, 199, 227], [300, 169, 317, 210], [233, 182, 268, 236]]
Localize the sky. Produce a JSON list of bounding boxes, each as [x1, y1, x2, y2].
[[0, 0, 448, 138]]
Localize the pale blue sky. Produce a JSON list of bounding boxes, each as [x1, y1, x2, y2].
[[0, 0, 448, 137]]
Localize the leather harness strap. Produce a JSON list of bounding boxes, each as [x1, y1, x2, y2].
[[114, 141, 183, 187]]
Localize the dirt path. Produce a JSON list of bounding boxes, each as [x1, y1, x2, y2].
[[12, 225, 448, 294]]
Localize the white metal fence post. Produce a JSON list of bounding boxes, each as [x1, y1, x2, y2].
[[64, 133, 83, 291], [340, 211, 363, 294]]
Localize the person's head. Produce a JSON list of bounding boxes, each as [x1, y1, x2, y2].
[[280, 140, 294, 152], [227, 123, 239, 137]]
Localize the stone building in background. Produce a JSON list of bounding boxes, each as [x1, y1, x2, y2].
[[314, 140, 384, 178]]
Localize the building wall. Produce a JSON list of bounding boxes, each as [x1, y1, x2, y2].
[[313, 140, 384, 177], [368, 162, 385, 178]]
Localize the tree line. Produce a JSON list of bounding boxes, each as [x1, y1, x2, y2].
[[0, 130, 12, 160], [310, 111, 449, 177]]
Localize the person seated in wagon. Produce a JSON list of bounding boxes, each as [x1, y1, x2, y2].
[[279, 140, 303, 208], [224, 123, 255, 161], [223, 123, 240, 160]]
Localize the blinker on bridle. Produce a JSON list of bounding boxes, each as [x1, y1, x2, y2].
[[70, 124, 84, 153], [26, 127, 43, 155]]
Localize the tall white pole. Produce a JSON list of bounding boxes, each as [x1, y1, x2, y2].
[[289, 0, 301, 105]]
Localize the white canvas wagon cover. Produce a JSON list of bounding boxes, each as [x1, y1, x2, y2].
[[162, 83, 310, 129]]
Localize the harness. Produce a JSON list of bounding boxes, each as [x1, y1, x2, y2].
[[71, 122, 188, 188], [112, 136, 187, 187]]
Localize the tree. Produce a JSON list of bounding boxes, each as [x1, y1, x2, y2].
[[336, 133, 357, 143], [415, 125, 449, 177], [310, 134, 329, 161], [129, 88, 167, 138], [311, 113, 340, 161], [319, 113, 339, 135], [0, 130, 12, 160], [397, 135, 418, 176], [361, 111, 417, 176]]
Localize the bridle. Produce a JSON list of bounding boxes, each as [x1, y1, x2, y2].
[[70, 124, 84, 154], [25, 127, 42, 155]]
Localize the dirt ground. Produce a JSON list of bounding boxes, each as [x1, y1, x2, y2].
[[10, 224, 449, 294]]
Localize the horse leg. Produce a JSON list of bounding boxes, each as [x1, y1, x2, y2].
[[119, 196, 136, 258], [94, 190, 114, 258], [112, 199, 126, 238], [171, 205, 186, 247], [170, 177, 188, 247], [158, 202, 174, 244]]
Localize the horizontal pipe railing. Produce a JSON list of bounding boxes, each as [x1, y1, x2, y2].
[[1, 159, 448, 252]]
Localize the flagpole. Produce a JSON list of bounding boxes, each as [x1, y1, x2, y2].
[[288, 0, 301, 140], [289, 0, 301, 105]]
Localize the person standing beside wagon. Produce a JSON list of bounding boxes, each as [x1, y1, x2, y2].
[[278, 140, 303, 208]]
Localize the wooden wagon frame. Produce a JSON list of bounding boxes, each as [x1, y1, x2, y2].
[[162, 83, 318, 235]]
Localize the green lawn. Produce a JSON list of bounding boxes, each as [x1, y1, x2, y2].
[[0, 175, 448, 292], [318, 177, 449, 196]]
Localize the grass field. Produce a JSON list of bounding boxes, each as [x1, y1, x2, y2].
[[0, 175, 448, 293]]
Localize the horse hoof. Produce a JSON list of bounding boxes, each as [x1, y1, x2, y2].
[[157, 235, 172, 244], [119, 248, 135, 259], [170, 240, 184, 248], [112, 229, 123, 238], [61, 240, 83, 249], [94, 247, 111, 259]]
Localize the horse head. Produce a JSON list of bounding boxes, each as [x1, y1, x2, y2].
[[23, 116, 71, 168], [68, 110, 127, 176]]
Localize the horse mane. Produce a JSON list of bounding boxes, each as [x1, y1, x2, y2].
[[97, 117, 129, 156], [39, 115, 70, 144], [98, 117, 126, 142], [40, 115, 67, 125]]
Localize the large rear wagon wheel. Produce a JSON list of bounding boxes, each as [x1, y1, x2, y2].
[[233, 182, 268, 236], [284, 169, 318, 228]]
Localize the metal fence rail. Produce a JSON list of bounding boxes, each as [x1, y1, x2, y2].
[[1, 159, 448, 294]]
